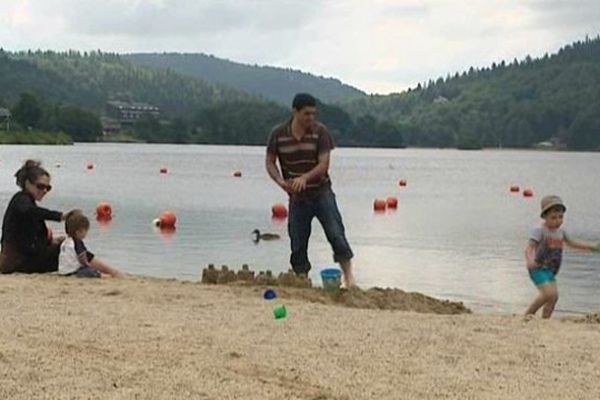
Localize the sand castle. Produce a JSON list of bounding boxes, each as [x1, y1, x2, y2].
[[201, 264, 312, 288], [200, 263, 469, 314]]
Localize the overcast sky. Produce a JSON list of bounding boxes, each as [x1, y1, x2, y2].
[[2, 0, 600, 94]]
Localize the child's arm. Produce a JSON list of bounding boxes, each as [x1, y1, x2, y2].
[[77, 250, 92, 268], [524, 240, 539, 269], [74, 239, 93, 268], [565, 237, 599, 252]]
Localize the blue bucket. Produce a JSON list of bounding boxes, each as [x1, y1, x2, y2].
[[263, 288, 277, 300], [320, 268, 342, 292]]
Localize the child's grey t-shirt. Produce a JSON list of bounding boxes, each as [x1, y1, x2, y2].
[[530, 226, 569, 274]]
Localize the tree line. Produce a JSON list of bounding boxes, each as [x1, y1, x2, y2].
[[342, 36, 600, 150], [2, 37, 599, 150]]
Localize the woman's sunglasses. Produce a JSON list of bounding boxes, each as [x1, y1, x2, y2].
[[35, 183, 52, 192]]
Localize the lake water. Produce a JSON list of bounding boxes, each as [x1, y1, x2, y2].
[[1, 144, 599, 315]]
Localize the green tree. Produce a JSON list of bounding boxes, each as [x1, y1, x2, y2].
[[56, 105, 102, 141], [134, 115, 162, 142], [567, 107, 600, 150], [11, 93, 42, 128]]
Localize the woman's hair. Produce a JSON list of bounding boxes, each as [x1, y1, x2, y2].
[[14, 160, 50, 189], [65, 211, 90, 237]]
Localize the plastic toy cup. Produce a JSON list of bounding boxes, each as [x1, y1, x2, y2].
[[273, 305, 287, 320], [263, 289, 277, 300], [320, 268, 342, 294]]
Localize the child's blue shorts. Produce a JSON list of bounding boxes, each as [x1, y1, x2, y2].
[[529, 268, 556, 286]]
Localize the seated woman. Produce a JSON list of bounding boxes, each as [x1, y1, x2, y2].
[[0, 160, 66, 274]]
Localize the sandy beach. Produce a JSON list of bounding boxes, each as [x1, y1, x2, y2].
[[1, 274, 599, 400]]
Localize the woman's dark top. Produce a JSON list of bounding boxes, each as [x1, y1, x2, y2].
[[1, 191, 62, 256]]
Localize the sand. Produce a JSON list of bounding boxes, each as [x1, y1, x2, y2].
[[1, 274, 600, 400]]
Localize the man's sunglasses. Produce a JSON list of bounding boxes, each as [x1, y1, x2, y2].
[[35, 183, 52, 192]]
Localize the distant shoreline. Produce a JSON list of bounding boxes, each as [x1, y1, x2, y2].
[[0, 130, 72, 145], [3, 138, 597, 152]]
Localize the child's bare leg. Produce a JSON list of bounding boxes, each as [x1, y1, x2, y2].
[[525, 290, 547, 316], [540, 285, 559, 319], [89, 257, 125, 278]]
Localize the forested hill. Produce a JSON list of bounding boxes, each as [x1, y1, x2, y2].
[[0, 51, 382, 145], [0, 50, 294, 143], [124, 53, 366, 105], [2, 38, 599, 150], [0, 50, 260, 115], [342, 36, 600, 150]]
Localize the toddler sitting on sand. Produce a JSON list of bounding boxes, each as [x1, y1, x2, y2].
[[58, 211, 123, 278]]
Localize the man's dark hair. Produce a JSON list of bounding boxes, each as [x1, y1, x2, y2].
[[292, 93, 317, 111]]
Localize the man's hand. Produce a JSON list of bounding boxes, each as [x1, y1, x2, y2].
[[290, 176, 308, 193], [278, 179, 293, 194]]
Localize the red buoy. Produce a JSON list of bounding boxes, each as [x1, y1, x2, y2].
[[399, 179, 407, 187], [160, 167, 168, 174], [374, 199, 387, 212], [86, 163, 94, 170], [510, 185, 520, 193], [386, 197, 398, 209], [523, 189, 534, 198], [96, 202, 113, 221], [159, 211, 177, 228], [233, 171, 242, 178], [271, 203, 288, 219]]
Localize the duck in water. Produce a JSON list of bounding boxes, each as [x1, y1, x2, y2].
[[252, 229, 281, 243]]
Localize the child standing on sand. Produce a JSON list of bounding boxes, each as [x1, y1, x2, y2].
[[58, 211, 123, 278], [525, 195, 599, 318]]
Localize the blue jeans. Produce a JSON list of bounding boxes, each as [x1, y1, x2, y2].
[[288, 190, 354, 274]]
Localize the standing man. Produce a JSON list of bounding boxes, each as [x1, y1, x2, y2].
[[266, 93, 356, 288]]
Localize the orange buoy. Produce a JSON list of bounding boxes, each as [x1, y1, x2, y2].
[[510, 185, 520, 193], [159, 211, 177, 228], [399, 179, 407, 187], [86, 163, 94, 170], [386, 197, 398, 209], [271, 203, 288, 219], [374, 199, 387, 212], [160, 167, 168, 174], [523, 189, 534, 198], [96, 202, 113, 220], [233, 171, 242, 178]]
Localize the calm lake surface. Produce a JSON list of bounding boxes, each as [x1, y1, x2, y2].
[[1, 144, 599, 315]]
